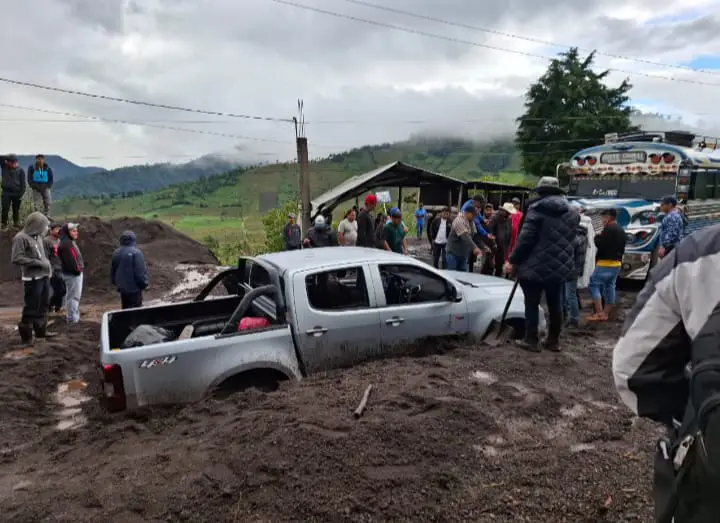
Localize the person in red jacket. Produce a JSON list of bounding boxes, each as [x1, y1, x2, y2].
[[509, 197, 523, 255], [57, 223, 84, 324]]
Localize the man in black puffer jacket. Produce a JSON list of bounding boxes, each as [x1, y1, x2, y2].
[[505, 177, 577, 352]]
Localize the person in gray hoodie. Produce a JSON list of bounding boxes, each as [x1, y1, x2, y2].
[[10, 211, 56, 343]]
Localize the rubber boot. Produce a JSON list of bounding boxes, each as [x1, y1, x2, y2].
[[33, 319, 57, 339], [516, 334, 540, 353], [541, 335, 561, 352], [18, 323, 34, 344]]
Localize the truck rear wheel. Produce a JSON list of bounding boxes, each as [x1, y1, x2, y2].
[[212, 369, 289, 400]]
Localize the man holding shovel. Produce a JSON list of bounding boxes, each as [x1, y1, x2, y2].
[[503, 177, 577, 352]]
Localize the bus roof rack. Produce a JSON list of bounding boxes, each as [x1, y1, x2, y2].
[[604, 130, 720, 149]]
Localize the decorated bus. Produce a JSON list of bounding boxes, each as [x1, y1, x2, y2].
[[565, 130, 720, 279]]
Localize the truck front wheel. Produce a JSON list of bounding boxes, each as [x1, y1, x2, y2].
[[212, 369, 289, 400]]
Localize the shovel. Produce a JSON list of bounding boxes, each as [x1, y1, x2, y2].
[[484, 279, 519, 346]]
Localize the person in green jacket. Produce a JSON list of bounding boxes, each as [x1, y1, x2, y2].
[[383, 208, 407, 255]]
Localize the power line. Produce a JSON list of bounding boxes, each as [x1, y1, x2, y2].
[[0, 103, 631, 147], [308, 113, 708, 124], [267, 0, 720, 87], [0, 103, 297, 145], [340, 0, 720, 76], [0, 77, 295, 123], [0, 103, 350, 149]]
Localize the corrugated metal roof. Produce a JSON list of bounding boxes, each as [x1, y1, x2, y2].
[[311, 161, 466, 216]]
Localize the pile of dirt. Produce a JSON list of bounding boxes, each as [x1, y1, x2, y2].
[[0, 216, 218, 306], [0, 290, 657, 522]]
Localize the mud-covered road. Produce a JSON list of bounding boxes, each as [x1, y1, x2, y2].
[[0, 238, 658, 522]]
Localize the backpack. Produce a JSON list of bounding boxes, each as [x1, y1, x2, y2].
[[654, 309, 720, 522]]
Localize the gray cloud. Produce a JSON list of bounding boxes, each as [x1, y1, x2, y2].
[[0, 0, 718, 168]]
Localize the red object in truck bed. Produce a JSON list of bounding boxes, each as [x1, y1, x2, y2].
[[238, 317, 271, 331]]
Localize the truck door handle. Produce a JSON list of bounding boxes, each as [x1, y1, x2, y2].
[[306, 326, 328, 337], [385, 317, 405, 326]]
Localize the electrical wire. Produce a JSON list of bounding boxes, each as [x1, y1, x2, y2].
[[0, 103, 629, 147], [267, 0, 720, 87], [0, 77, 294, 123], [339, 0, 720, 76]]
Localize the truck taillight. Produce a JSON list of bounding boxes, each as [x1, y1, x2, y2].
[[99, 363, 127, 412]]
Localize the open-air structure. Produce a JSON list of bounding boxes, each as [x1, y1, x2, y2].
[[310, 161, 532, 222]]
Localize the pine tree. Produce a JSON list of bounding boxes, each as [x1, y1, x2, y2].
[[516, 48, 639, 183]]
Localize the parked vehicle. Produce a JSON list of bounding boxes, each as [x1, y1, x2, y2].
[[99, 248, 541, 411], [564, 130, 720, 279]]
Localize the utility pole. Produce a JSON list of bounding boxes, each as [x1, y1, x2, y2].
[[294, 99, 311, 231]]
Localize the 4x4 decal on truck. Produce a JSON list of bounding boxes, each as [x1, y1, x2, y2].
[[140, 356, 177, 368]]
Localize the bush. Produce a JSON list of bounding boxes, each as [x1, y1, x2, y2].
[[262, 200, 299, 253]]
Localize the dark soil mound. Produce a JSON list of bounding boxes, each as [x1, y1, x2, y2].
[[0, 216, 218, 306], [0, 291, 656, 522]]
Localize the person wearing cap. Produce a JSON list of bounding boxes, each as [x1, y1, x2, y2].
[[282, 213, 302, 251], [504, 177, 577, 352], [586, 208, 626, 322], [483, 202, 517, 277], [446, 204, 482, 271], [57, 223, 85, 324], [357, 194, 378, 248], [303, 215, 338, 248], [461, 194, 494, 271], [27, 154, 54, 217], [1, 154, 27, 229], [44, 222, 66, 314], [658, 195, 684, 259], [337, 208, 358, 246], [11, 211, 56, 344], [383, 208, 408, 254]]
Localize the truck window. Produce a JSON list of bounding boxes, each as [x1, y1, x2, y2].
[[305, 267, 369, 310], [379, 264, 447, 305]]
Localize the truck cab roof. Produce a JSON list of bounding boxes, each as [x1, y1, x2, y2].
[[257, 247, 419, 277]]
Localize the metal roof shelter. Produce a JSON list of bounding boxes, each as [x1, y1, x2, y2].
[[310, 161, 466, 218]]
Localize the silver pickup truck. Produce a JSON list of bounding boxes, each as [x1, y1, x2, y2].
[[99, 247, 544, 411]]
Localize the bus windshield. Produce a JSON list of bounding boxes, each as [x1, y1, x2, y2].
[[566, 131, 720, 202]]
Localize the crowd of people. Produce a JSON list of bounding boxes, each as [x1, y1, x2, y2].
[[8, 211, 150, 345], [276, 179, 639, 352]]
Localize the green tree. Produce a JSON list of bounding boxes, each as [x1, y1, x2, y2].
[[516, 48, 638, 183]]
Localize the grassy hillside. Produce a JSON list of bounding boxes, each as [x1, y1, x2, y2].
[[53, 154, 252, 199], [54, 137, 529, 262]]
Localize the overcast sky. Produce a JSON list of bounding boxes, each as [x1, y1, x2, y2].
[[1, 0, 719, 168]]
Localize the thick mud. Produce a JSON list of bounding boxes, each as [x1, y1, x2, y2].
[[0, 237, 657, 522]]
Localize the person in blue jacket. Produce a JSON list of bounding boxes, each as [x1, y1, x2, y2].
[[111, 231, 149, 309], [414, 203, 427, 240], [26, 154, 53, 217], [461, 195, 493, 271]]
